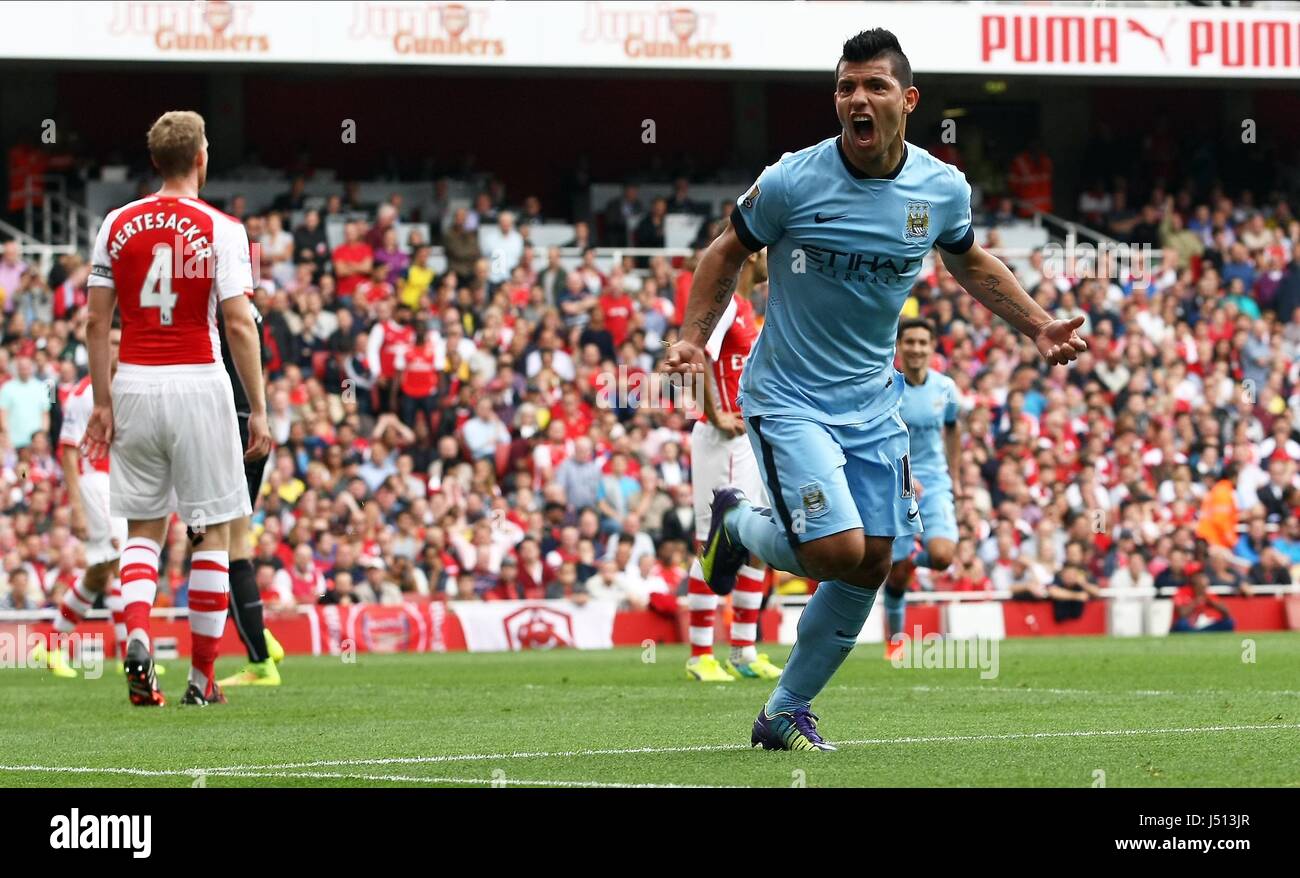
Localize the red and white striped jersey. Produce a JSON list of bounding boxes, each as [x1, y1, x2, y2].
[[702, 295, 758, 420], [58, 376, 109, 475], [88, 195, 253, 366]]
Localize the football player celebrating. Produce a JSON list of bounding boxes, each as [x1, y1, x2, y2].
[[664, 30, 1084, 750]]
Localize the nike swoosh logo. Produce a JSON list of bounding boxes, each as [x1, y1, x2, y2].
[[907, 508, 919, 521], [835, 629, 858, 638], [814, 213, 847, 224]]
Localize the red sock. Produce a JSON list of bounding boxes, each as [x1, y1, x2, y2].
[[686, 560, 716, 658], [106, 579, 127, 661], [731, 565, 765, 649], [120, 537, 161, 650], [188, 551, 230, 695]]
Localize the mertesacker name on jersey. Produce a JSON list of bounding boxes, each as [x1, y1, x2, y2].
[[107, 211, 212, 264]]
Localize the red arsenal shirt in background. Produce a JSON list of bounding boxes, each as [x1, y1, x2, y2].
[[88, 195, 253, 366], [701, 294, 758, 421]]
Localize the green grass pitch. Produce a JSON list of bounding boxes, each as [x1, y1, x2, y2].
[[3, 633, 1298, 788]]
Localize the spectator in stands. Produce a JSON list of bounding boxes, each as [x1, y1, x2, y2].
[[396, 330, 438, 433], [481, 211, 524, 285], [1108, 550, 1153, 591], [400, 244, 434, 309], [1255, 458, 1293, 523], [666, 177, 705, 216], [0, 568, 36, 609], [1273, 517, 1300, 566], [1154, 546, 1194, 596], [293, 209, 331, 279], [1249, 547, 1295, 587], [555, 437, 601, 512], [369, 202, 397, 251], [999, 556, 1044, 599], [1159, 196, 1204, 270], [1170, 571, 1235, 632], [1048, 562, 1099, 622], [1258, 416, 1300, 462], [1076, 178, 1112, 228], [538, 246, 567, 307], [0, 356, 49, 449], [583, 558, 631, 607], [461, 397, 510, 462], [273, 543, 327, 606], [635, 197, 668, 249], [466, 192, 496, 231], [374, 226, 410, 287], [1204, 549, 1251, 597], [332, 221, 374, 300], [319, 570, 367, 605], [546, 560, 587, 603], [261, 211, 296, 287], [602, 184, 642, 247], [271, 176, 308, 213], [0, 241, 29, 313], [443, 208, 480, 280], [519, 195, 545, 226], [566, 220, 593, 251], [558, 271, 597, 329]]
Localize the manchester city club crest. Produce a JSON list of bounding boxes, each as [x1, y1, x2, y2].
[[799, 482, 828, 518], [904, 200, 931, 240]]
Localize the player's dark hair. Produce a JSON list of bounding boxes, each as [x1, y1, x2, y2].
[[897, 318, 935, 341], [837, 29, 912, 87]]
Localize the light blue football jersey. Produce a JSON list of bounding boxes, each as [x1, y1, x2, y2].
[[733, 137, 973, 426], [900, 369, 959, 489]]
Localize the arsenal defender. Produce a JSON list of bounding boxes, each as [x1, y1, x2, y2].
[[83, 110, 272, 707], [685, 249, 781, 683], [42, 323, 130, 678]]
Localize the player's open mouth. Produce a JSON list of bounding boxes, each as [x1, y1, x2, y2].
[[851, 115, 875, 146]]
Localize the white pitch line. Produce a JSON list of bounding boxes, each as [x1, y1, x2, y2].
[[205, 770, 730, 788], [5, 723, 1297, 785], [0, 764, 729, 788], [903, 685, 1300, 698], [198, 721, 1300, 774]]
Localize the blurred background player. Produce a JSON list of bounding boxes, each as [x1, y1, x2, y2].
[[191, 291, 285, 687], [685, 249, 781, 683], [883, 318, 963, 659], [664, 29, 1086, 751], [39, 323, 130, 678], [83, 110, 272, 707]]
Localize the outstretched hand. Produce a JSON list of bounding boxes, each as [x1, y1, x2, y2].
[[1034, 315, 1088, 366]]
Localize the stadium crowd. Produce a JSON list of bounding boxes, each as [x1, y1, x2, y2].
[[1, 160, 1299, 624]]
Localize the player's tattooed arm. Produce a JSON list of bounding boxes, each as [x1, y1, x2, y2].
[[940, 243, 1087, 366], [663, 224, 751, 374], [941, 244, 1046, 338], [691, 275, 738, 338]]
